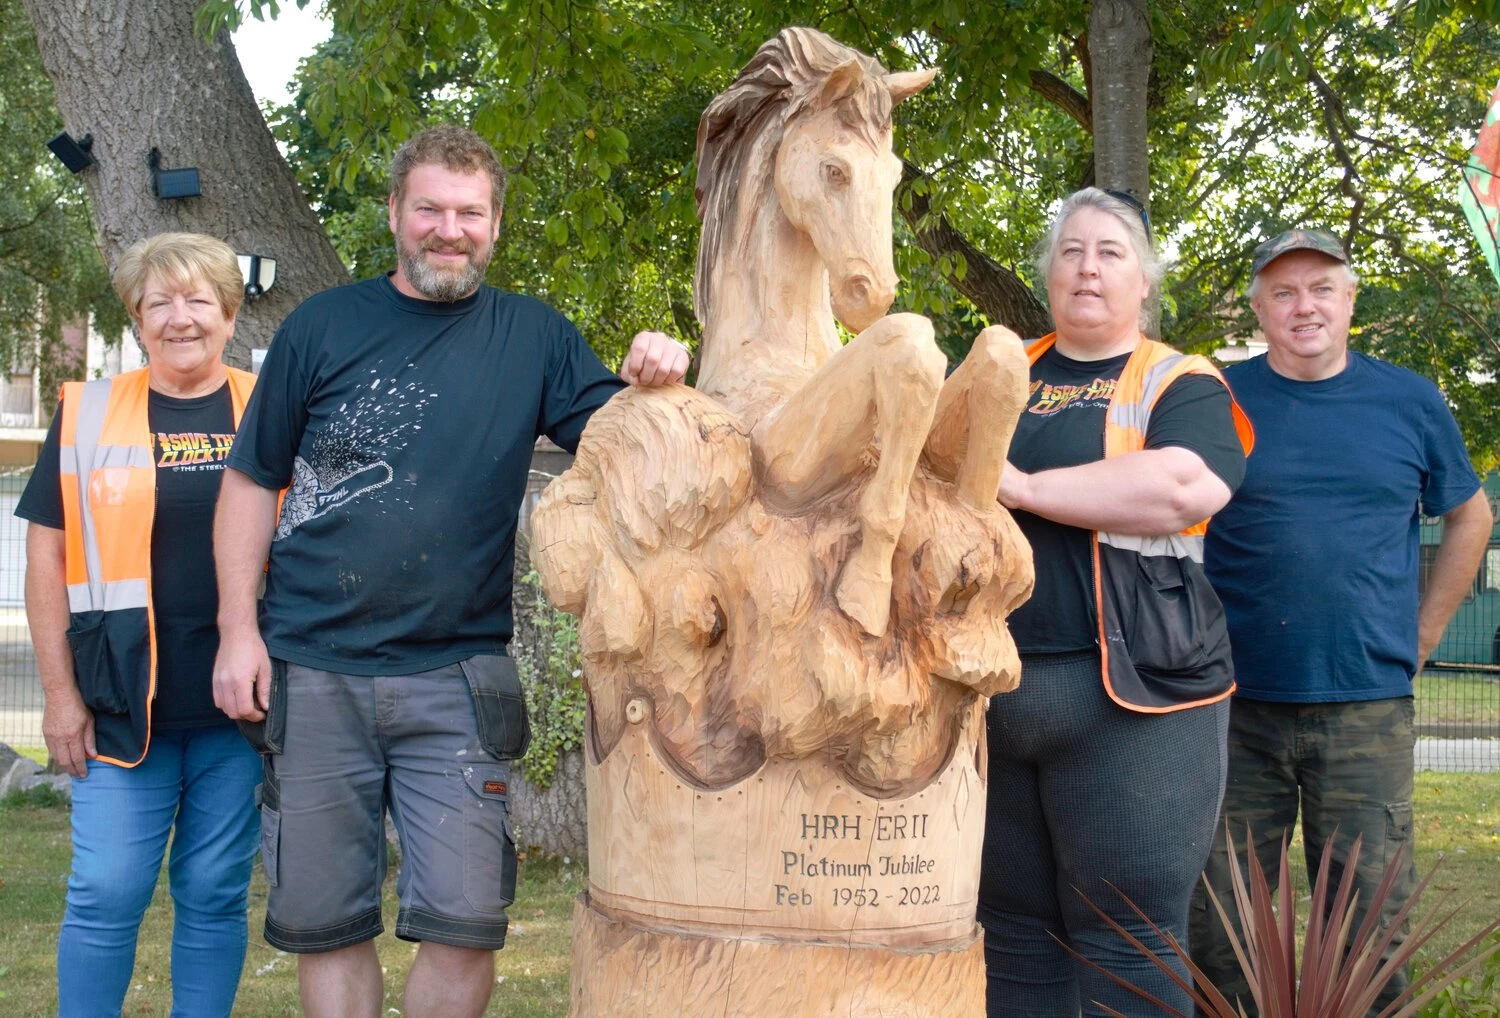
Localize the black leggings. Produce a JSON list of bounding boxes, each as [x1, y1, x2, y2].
[[978, 651, 1228, 1018]]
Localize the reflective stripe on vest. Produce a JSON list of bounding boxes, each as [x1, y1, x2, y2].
[[60, 373, 156, 618], [1097, 530, 1204, 564]]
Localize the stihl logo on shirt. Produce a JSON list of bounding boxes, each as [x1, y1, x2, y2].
[[484, 780, 508, 796]]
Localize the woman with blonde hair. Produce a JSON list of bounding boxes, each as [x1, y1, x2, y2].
[[18, 232, 261, 1016]]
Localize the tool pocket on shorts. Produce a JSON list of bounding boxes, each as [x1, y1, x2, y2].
[[462, 763, 518, 914], [459, 655, 531, 760], [236, 659, 289, 756], [259, 759, 282, 888], [1385, 800, 1413, 845], [66, 612, 129, 715]]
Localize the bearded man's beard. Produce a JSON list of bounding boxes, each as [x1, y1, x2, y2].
[[397, 234, 492, 302]]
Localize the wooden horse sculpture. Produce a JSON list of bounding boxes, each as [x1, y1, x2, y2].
[[532, 26, 1034, 1017]]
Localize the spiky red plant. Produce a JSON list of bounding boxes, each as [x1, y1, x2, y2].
[[1068, 825, 1500, 1017]]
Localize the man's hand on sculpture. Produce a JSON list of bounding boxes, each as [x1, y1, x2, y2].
[[620, 330, 690, 387]]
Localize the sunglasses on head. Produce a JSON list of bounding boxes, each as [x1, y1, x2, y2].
[[1101, 188, 1151, 242]]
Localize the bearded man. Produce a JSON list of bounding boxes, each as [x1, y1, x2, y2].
[[211, 125, 687, 1018]]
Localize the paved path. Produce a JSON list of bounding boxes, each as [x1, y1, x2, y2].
[[0, 607, 40, 749], [1415, 738, 1500, 772]]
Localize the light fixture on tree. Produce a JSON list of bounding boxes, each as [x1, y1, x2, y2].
[[237, 253, 277, 300], [148, 148, 200, 200], [47, 131, 95, 173]]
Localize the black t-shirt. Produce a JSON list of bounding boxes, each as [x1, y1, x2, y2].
[[16, 384, 237, 729], [1006, 346, 1247, 654], [226, 274, 625, 675]]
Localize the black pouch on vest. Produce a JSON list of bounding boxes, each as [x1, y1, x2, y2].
[[459, 654, 531, 760], [66, 611, 129, 715], [236, 659, 288, 756]]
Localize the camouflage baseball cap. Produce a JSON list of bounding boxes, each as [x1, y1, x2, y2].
[[1250, 228, 1349, 277]]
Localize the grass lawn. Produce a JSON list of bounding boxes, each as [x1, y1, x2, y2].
[[1415, 671, 1500, 727], [0, 775, 1496, 1016], [0, 801, 582, 1017]]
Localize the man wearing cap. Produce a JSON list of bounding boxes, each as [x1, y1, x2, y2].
[[1188, 229, 1490, 1014]]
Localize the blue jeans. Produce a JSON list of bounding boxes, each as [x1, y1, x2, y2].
[[58, 724, 261, 1018]]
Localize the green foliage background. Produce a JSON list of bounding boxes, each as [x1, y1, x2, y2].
[[0, 0, 127, 406], [199, 0, 1500, 467], [511, 569, 586, 790]]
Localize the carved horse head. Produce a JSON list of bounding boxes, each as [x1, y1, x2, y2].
[[694, 29, 934, 340]]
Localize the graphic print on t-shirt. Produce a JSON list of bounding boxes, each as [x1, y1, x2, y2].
[[274, 361, 437, 541], [1026, 375, 1118, 415], [156, 430, 235, 471]]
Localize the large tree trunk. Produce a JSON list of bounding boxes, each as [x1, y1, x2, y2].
[[21, 0, 349, 366], [509, 747, 588, 860], [1087, 0, 1153, 205]]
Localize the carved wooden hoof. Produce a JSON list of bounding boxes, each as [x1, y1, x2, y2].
[[568, 893, 986, 1017]]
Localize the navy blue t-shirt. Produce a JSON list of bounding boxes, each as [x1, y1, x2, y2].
[[1205, 352, 1480, 702], [226, 275, 624, 675]]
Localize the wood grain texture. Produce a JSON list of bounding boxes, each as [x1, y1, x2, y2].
[[529, 27, 1034, 1015], [569, 895, 987, 1017], [584, 698, 988, 944]]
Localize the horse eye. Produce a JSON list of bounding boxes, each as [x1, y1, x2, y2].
[[708, 596, 726, 647], [823, 162, 848, 185]]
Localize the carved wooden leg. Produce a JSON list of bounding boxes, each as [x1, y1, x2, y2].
[[924, 324, 1028, 511], [754, 312, 945, 637], [917, 325, 1028, 615]]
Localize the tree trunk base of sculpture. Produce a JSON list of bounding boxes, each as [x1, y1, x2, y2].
[[567, 893, 987, 1016]]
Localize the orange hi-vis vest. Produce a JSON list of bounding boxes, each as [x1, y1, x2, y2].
[[59, 367, 257, 767], [1025, 334, 1254, 712]]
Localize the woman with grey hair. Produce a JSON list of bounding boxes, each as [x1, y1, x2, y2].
[[979, 188, 1253, 1016], [17, 232, 261, 1016]]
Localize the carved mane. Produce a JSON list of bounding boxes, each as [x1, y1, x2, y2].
[[692, 27, 894, 324]]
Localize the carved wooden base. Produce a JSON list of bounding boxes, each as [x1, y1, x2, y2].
[[568, 892, 987, 1017], [584, 700, 988, 947]]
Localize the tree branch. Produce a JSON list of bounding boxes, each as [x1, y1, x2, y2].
[[1306, 65, 1365, 250], [899, 160, 1051, 337], [0, 190, 64, 237], [1364, 227, 1500, 359], [1028, 68, 1091, 132]]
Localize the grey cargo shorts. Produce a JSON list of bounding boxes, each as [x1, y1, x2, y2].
[[254, 656, 529, 953]]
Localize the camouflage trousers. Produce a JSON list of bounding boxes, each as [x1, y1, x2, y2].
[[1189, 697, 1417, 1018]]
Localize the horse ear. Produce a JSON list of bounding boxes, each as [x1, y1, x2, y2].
[[817, 58, 866, 108], [885, 68, 937, 105]]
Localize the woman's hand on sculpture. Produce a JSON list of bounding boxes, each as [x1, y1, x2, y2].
[[997, 461, 1032, 512], [621, 330, 691, 387]]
